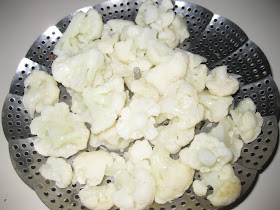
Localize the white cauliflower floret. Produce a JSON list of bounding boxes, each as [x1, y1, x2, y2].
[[185, 52, 208, 92], [112, 161, 156, 210], [146, 40, 174, 66], [129, 78, 160, 102], [198, 90, 233, 123], [90, 125, 133, 151], [79, 183, 117, 210], [31, 102, 89, 158], [206, 66, 239, 97], [54, 9, 103, 56], [73, 151, 113, 186], [144, 51, 188, 95], [230, 98, 263, 143], [106, 153, 127, 177], [116, 97, 160, 141], [193, 164, 241, 207], [114, 38, 137, 63], [210, 117, 243, 163], [150, 146, 194, 204], [52, 48, 105, 92], [23, 70, 59, 118], [179, 133, 232, 172], [39, 157, 73, 188], [83, 76, 126, 134], [125, 140, 153, 164], [150, 120, 194, 154], [159, 80, 204, 129], [135, 0, 159, 27]]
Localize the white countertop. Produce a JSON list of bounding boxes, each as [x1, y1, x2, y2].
[[0, 0, 279, 209]]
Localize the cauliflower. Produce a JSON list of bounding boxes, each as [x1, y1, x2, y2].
[[179, 133, 232, 172], [23, 70, 60, 118], [54, 9, 103, 56], [198, 90, 233, 123], [52, 48, 105, 92], [150, 146, 194, 204], [73, 150, 113, 186], [31, 102, 90, 158], [135, 0, 159, 27], [159, 80, 204, 129], [106, 152, 127, 177], [79, 183, 117, 210], [116, 97, 160, 141], [144, 51, 188, 95], [114, 38, 137, 63], [112, 161, 156, 210], [39, 157, 73, 188], [90, 125, 133, 151], [185, 52, 208, 92], [83, 76, 126, 134], [129, 78, 160, 102], [125, 140, 153, 164], [193, 164, 241, 207], [210, 117, 243, 163], [206, 66, 239, 97], [230, 98, 263, 143], [150, 120, 194, 154]]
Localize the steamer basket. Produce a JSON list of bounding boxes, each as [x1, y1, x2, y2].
[[2, 0, 280, 209]]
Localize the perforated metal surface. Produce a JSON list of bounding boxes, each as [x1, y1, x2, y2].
[[2, 0, 280, 210]]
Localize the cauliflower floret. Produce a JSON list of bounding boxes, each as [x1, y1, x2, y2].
[[146, 40, 174, 66], [206, 66, 239, 97], [54, 9, 103, 56], [210, 117, 243, 163], [144, 51, 188, 95], [150, 146, 194, 204], [159, 80, 204, 129], [106, 153, 127, 177], [31, 102, 90, 158], [125, 140, 153, 164], [23, 70, 60, 118], [83, 76, 126, 134], [39, 157, 73, 188], [135, 0, 159, 27], [193, 164, 241, 207], [179, 133, 232, 172], [230, 98, 263, 143], [150, 120, 194, 154], [114, 38, 137, 63], [198, 90, 233, 123], [108, 53, 133, 77], [185, 52, 208, 92], [112, 161, 156, 210], [129, 78, 160, 102], [73, 150, 113, 186], [116, 97, 160, 141], [79, 183, 117, 210], [52, 48, 105, 92], [90, 125, 133, 151]]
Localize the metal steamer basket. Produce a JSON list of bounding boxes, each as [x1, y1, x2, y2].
[[2, 0, 280, 209]]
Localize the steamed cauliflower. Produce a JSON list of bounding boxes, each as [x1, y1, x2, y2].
[[73, 150, 113, 186], [125, 140, 153, 164], [146, 40, 174, 65], [179, 133, 232, 172], [230, 98, 263, 143], [159, 80, 204, 129], [116, 97, 160, 141], [150, 146, 194, 204], [52, 48, 105, 92], [90, 125, 133, 151], [39, 157, 73, 188], [198, 90, 233, 123], [144, 51, 188, 95], [150, 120, 194, 154], [31, 102, 90, 158], [23, 70, 60, 118], [79, 183, 117, 210], [206, 66, 239, 97], [210, 117, 243, 163], [112, 161, 156, 210], [54, 9, 103, 56], [83, 76, 126, 134], [193, 164, 241, 207]]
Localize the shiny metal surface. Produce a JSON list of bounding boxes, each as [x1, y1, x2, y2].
[[2, 0, 280, 209]]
